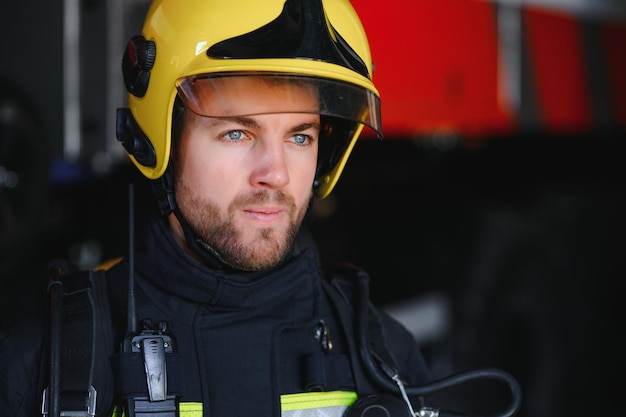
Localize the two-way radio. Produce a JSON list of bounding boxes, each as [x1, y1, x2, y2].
[[117, 183, 179, 416]]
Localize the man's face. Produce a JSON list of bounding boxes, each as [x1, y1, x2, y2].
[[172, 77, 320, 271]]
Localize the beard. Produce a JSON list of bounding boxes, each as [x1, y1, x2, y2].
[[176, 180, 311, 271]]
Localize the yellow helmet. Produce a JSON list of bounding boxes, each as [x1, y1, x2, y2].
[[116, 0, 381, 199]]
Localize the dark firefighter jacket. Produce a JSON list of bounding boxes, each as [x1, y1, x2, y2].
[[0, 213, 431, 416]]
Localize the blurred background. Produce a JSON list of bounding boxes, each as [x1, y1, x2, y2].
[[1, 0, 624, 416]]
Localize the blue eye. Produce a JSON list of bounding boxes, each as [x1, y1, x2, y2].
[[226, 130, 243, 140], [293, 134, 308, 145]]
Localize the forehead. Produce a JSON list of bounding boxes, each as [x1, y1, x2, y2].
[[177, 75, 319, 117]]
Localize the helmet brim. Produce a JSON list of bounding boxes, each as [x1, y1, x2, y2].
[[176, 72, 382, 138]]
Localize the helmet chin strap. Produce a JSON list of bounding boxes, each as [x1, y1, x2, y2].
[[152, 164, 240, 271], [174, 207, 247, 272]]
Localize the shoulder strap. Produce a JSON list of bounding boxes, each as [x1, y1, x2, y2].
[[44, 265, 95, 416], [44, 264, 117, 417]]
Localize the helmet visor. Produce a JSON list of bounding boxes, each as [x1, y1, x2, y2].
[[176, 73, 381, 137]]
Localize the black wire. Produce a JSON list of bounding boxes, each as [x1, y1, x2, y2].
[[353, 266, 522, 417]]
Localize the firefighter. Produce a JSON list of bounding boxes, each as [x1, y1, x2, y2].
[[0, 0, 433, 415]]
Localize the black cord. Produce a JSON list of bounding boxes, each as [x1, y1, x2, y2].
[[352, 266, 522, 417]]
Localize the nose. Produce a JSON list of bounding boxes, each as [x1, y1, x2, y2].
[[249, 140, 290, 189]]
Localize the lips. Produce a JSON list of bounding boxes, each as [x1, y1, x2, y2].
[[241, 207, 285, 222]]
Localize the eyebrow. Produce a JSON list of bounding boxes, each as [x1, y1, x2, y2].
[[289, 121, 321, 134], [206, 116, 260, 129], [206, 115, 320, 133]]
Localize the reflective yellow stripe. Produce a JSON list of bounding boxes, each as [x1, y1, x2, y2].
[[281, 391, 357, 411], [180, 402, 203, 416]]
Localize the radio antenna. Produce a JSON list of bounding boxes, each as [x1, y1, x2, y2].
[[127, 182, 137, 334]]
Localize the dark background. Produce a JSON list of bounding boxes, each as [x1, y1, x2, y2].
[[1, 0, 625, 416]]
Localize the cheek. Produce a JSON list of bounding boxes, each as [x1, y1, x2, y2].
[[289, 152, 318, 200], [177, 137, 235, 201]]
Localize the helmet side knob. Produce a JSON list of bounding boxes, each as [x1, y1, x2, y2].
[[122, 35, 157, 98]]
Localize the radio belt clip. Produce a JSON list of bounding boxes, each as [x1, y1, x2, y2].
[[142, 336, 168, 401]]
